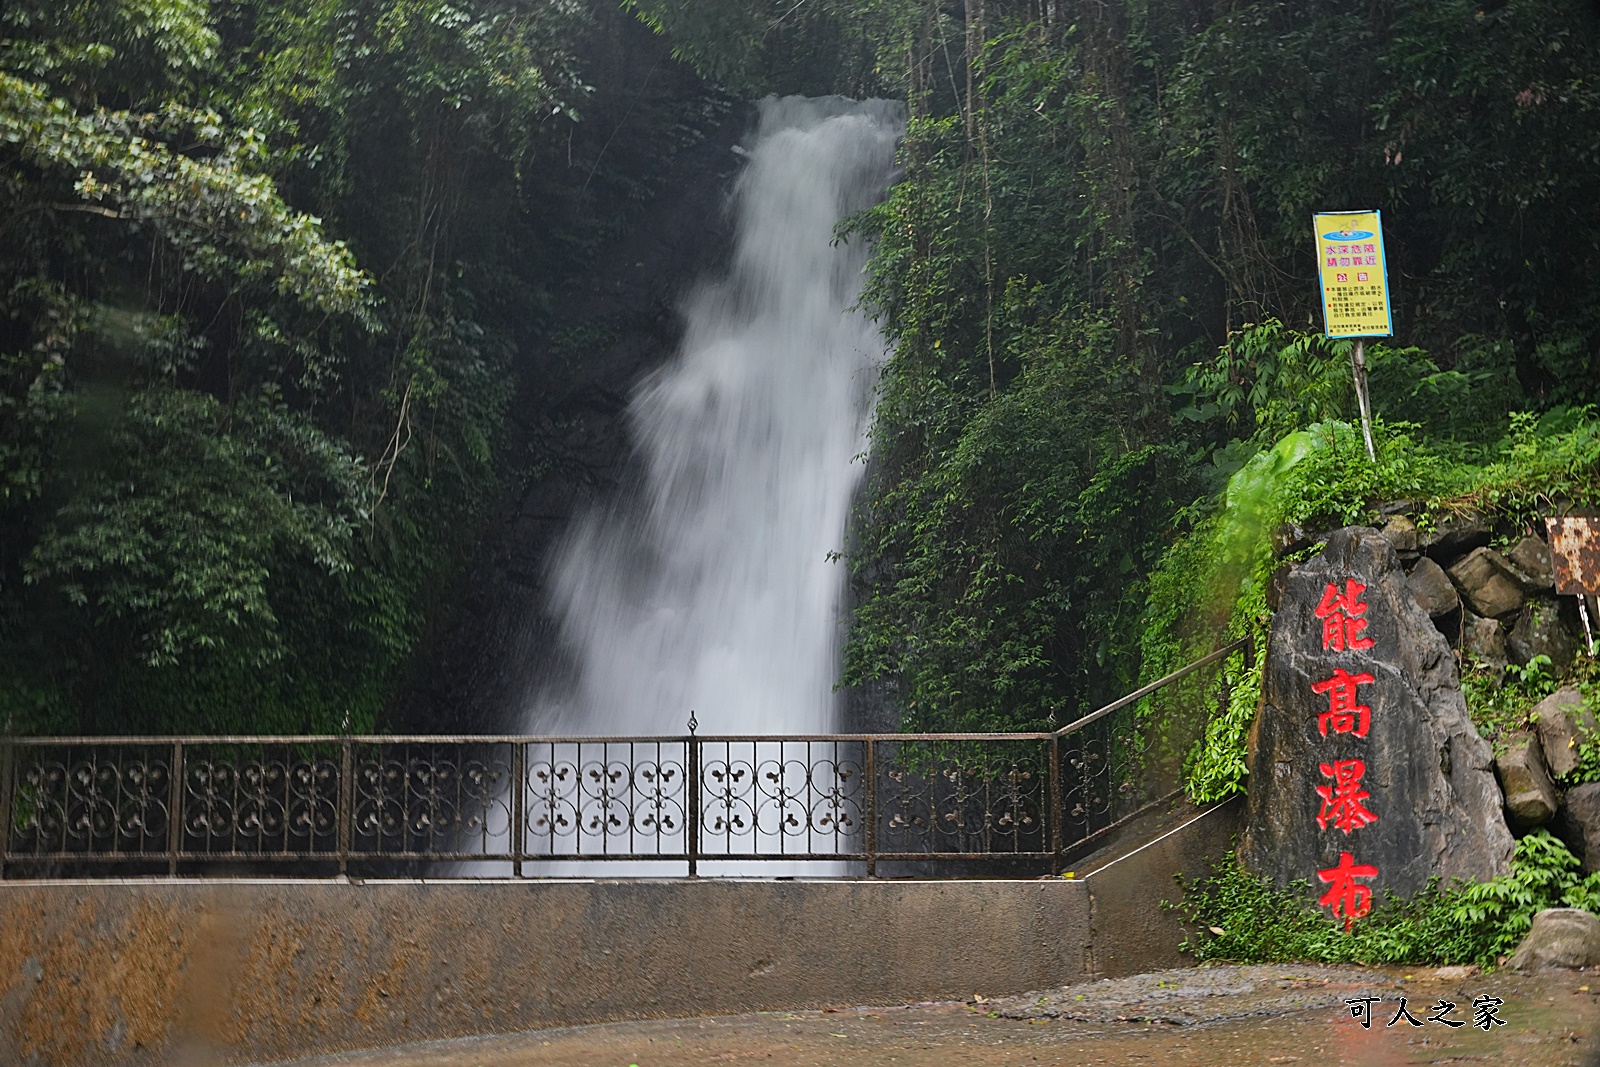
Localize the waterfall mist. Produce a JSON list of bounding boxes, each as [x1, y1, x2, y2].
[[524, 97, 904, 737]]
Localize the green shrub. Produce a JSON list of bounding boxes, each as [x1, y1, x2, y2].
[[1176, 831, 1600, 967]]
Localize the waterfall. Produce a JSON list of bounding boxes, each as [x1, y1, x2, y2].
[[525, 96, 904, 738]]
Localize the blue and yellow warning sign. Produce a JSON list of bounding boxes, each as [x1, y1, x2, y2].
[[1314, 210, 1393, 338]]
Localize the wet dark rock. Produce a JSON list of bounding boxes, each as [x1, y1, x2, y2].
[[1421, 513, 1491, 562], [1495, 732, 1558, 827], [1448, 547, 1528, 619], [1555, 782, 1600, 873], [1272, 521, 1313, 558], [1381, 514, 1419, 554], [1507, 596, 1579, 673], [1243, 527, 1514, 905], [1267, 561, 1295, 612], [1532, 688, 1595, 780], [1507, 908, 1600, 970], [1378, 500, 1418, 518], [1462, 612, 1508, 670], [1508, 535, 1555, 591], [1407, 557, 1459, 620]]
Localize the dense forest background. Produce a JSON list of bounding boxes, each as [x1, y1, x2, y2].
[[3, 0, 1598, 738]]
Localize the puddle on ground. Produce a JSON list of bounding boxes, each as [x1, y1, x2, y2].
[[280, 963, 1600, 1067]]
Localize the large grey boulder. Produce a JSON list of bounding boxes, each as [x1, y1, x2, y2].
[[1508, 597, 1579, 673], [1507, 535, 1555, 591], [1408, 557, 1460, 621], [1448, 547, 1527, 619], [1243, 528, 1515, 912], [1557, 783, 1600, 873], [1507, 908, 1600, 970], [1494, 732, 1558, 827], [1533, 687, 1595, 780]]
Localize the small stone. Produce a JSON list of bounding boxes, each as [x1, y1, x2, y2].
[[1507, 535, 1555, 591], [1507, 908, 1600, 970], [1408, 557, 1460, 620], [1495, 732, 1558, 827], [1382, 514, 1419, 553], [1507, 597, 1578, 673], [1532, 688, 1595, 780], [1422, 513, 1492, 562], [1448, 547, 1528, 619], [1556, 782, 1600, 872], [1461, 612, 1507, 669], [1430, 964, 1478, 980]]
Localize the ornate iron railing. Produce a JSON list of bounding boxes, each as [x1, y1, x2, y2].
[[0, 639, 1249, 878]]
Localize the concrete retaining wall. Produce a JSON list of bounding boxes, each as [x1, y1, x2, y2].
[[0, 801, 1240, 1066]]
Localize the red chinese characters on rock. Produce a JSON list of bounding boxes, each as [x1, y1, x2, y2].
[[1309, 579, 1381, 928], [1314, 579, 1375, 652], [1312, 668, 1375, 738], [1315, 759, 1379, 834], [1318, 851, 1380, 930]]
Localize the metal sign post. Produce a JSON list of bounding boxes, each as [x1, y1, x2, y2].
[[1313, 210, 1394, 462]]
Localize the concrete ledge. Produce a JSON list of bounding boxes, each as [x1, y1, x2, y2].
[[1085, 795, 1245, 977], [0, 801, 1242, 1066]]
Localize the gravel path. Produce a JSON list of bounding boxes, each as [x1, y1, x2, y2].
[[274, 963, 1600, 1067]]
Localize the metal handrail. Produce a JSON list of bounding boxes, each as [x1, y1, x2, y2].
[[0, 640, 1251, 879], [1055, 634, 1254, 737]]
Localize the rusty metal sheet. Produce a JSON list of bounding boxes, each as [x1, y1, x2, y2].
[[1546, 516, 1600, 595]]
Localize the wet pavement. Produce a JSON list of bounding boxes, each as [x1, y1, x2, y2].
[[280, 963, 1600, 1067]]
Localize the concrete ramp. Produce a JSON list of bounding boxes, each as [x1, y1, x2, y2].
[[0, 799, 1241, 1067]]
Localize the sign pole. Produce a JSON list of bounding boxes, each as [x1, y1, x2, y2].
[[1350, 340, 1376, 462], [1314, 210, 1391, 464]]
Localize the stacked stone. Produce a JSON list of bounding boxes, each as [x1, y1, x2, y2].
[[1370, 511, 1581, 674], [1495, 688, 1600, 870]]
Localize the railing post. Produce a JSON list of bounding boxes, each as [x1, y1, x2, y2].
[[511, 741, 525, 878], [1049, 734, 1064, 875], [686, 733, 700, 878], [0, 735, 15, 879], [338, 736, 353, 877], [864, 738, 876, 879], [166, 741, 183, 876]]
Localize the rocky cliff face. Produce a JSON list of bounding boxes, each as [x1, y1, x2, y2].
[[1243, 527, 1514, 914]]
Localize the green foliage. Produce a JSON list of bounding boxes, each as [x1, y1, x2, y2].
[[833, 0, 1600, 745], [1178, 832, 1600, 968], [25, 388, 366, 669], [1460, 654, 1563, 753], [0, 0, 730, 733], [1172, 407, 1600, 795]]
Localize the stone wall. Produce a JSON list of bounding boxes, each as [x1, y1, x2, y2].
[[0, 801, 1239, 1067]]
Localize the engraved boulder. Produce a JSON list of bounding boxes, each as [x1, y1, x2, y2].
[[1243, 527, 1514, 915]]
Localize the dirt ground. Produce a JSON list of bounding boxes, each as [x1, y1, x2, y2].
[[275, 963, 1600, 1067]]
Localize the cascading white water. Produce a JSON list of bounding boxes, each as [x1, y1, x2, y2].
[[526, 96, 903, 738]]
